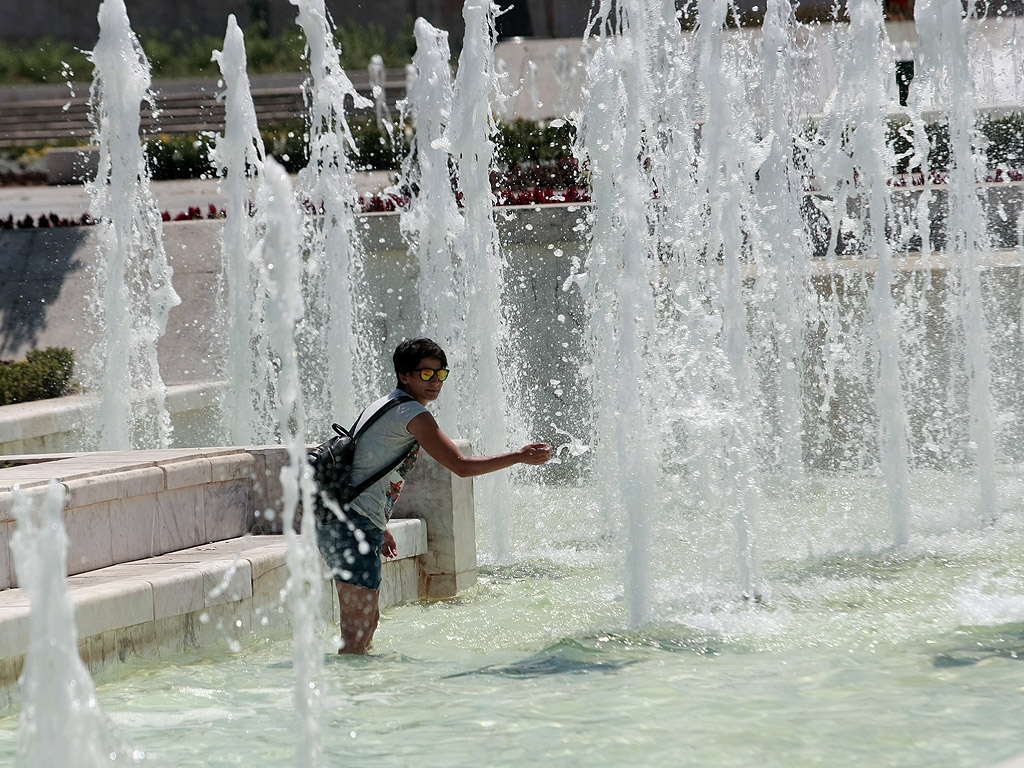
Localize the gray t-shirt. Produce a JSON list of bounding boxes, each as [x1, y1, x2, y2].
[[346, 388, 429, 530]]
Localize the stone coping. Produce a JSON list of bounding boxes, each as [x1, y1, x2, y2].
[[0, 446, 249, 499], [0, 441, 476, 594], [0, 381, 224, 450], [0, 524, 426, 704], [0, 442, 475, 707], [0, 447, 271, 590]]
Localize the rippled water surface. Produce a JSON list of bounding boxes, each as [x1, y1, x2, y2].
[[2, 480, 1023, 767]]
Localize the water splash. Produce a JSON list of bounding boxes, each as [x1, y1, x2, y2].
[[212, 14, 278, 446], [11, 481, 152, 766], [86, 0, 180, 450], [258, 158, 324, 767], [292, 0, 374, 427]]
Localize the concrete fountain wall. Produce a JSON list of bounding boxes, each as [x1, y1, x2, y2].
[[1, 184, 1022, 709], [0, 442, 476, 710], [2, 191, 1022, 460], [2, 191, 1022, 390], [0, 205, 590, 389]]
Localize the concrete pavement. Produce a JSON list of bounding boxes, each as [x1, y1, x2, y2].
[[0, 171, 398, 222]]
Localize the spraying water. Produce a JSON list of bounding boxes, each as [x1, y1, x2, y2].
[[566, 0, 1020, 609], [444, 0, 519, 561], [292, 0, 374, 427], [212, 14, 278, 446], [24, 0, 1021, 640], [525, 60, 541, 122], [368, 54, 393, 133], [824, 0, 913, 546], [751, 0, 814, 489], [914, 0, 1000, 526], [11, 481, 151, 766], [552, 45, 574, 118], [400, 18, 464, 429], [258, 158, 324, 767], [86, 0, 180, 451]]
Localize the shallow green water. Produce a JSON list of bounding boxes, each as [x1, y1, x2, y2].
[[2, 478, 1023, 767]]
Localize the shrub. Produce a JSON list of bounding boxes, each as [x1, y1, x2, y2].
[[335, 21, 415, 71], [0, 22, 414, 86], [142, 120, 407, 179], [147, 133, 218, 181], [0, 348, 76, 406], [495, 119, 577, 169], [0, 37, 89, 85], [351, 119, 407, 171]]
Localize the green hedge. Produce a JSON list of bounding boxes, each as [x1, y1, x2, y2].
[[888, 114, 1024, 175], [495, 119, 576, 169], [143, 118, 578, 180], [145, 121, 394, 180], [0, 348, 76, 406], [0, 22, 413, 85], [800, 113, 1024, 177]]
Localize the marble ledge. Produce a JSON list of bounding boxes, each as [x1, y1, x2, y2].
[[0, 448, 253, 495], [0, 522, 431, 689]]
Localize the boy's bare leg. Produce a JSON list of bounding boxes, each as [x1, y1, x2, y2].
[[336, 581, 380, 654]]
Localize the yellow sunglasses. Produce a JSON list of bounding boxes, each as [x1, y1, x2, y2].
[[412, 367, 450, 381]]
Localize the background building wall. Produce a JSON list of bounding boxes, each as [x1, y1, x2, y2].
[[0, 0, 593, 52]]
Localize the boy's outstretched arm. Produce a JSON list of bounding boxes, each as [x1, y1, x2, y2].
[[407, 412, 552, 478]]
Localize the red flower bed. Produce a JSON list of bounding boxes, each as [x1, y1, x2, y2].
[[5, 166, 1019, 229]]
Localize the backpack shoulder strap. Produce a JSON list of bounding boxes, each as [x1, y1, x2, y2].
[[346, 393, 418, 501], [348, 441, 420, 501], [350, 393, 415, 438]]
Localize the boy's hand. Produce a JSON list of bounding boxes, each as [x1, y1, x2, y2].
[[382, 528, 397, 558], [520, 443, 553, 465]]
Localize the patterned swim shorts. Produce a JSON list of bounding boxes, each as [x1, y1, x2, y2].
[[315, 506, 384, 590]]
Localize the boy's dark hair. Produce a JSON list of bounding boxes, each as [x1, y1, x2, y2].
[[394, 338, 447, 383]]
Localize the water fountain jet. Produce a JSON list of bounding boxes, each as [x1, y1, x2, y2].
[[86, 0, 181, 451]]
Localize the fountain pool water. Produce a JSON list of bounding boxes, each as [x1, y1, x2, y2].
[[3, 0, 1024, 763], [2, 481, 1023, 766]]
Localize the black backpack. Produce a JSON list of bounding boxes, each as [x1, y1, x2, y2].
[[308, 393, 416, 516]]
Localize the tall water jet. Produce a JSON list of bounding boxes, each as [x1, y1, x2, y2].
[[11, 482, 145, 766], [914, 0, 999, 526], [400, 18, 464, 429], [444, 0, 518, 560], [259, 158, 324, 767], [620, 0, 745, 607], [572, 0, 691, 623], [689, 0, 766, 597], [86, 0, 180, 450], [751, 0, 815, 488], [368, 54, 392, 134], [524, 60, 540, 121], [292, 0, 374, 425], [212, 15, 278, 446], [552, 45, 573, 117], [822, 0, 913, 546]]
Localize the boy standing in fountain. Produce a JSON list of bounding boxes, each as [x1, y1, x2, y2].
[[315, 337, 552, 654]]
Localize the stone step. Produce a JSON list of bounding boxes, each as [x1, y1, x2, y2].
[[0, 72, 408, 147], [0, 523, 427, 710]]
